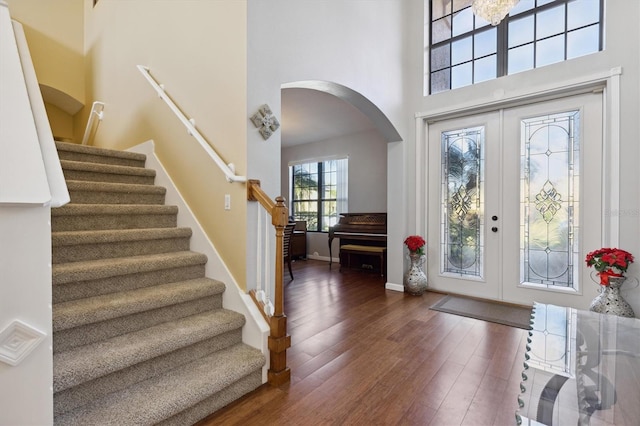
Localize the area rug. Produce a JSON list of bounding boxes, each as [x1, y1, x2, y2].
[[430, 295, 532, 330]]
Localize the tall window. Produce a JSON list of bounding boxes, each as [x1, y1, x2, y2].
[[428, 0, 603, 94], [290, 158, 348, 232]]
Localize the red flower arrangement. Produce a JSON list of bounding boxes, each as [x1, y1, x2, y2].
[[585, 247, 634, 286], [404, 235, 426, 256]]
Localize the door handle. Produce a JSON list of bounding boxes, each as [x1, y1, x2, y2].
[[491, 227, 498, 232], [492, 215, 498, 221]]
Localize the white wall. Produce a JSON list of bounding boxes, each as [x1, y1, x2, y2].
[[247, 0, 407, 288], [281, 129, 388, 258], [0, 207, 53, 426], [1, 4, 78, 424], [252, 0, 640, 306]]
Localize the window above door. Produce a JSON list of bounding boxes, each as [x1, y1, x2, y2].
[[427, 0, 604, 94]]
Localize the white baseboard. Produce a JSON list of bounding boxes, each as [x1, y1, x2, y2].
[[385, 282, 404, 292], [306, 254, 339, 263]]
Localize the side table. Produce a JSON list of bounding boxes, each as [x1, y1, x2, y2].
[[516, 303, 640, 425]]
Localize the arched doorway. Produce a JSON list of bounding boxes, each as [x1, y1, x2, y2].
[[280, 80, 401, 265]]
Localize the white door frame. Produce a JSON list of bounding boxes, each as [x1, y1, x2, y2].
[[415, 68, 622, 308]]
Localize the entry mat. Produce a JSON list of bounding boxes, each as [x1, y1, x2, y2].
[[430, 295, 533, 330]]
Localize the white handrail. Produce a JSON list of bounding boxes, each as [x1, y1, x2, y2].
[[136, 65, 246, 183], [81, 101, 105, 146]]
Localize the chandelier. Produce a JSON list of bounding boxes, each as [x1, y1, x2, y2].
[[472, 0, 520, 26]]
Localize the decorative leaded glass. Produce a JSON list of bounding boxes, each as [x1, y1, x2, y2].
[[441, 126, 484, 277], [521, 110, 580, 288]]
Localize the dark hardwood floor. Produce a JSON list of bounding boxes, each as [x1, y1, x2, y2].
[[197, 259, 527, 425]]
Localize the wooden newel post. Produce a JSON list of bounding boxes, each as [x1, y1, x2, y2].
[[268, 196, 291, 385]]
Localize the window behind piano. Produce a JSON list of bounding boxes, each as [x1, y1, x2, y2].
[[289, 158, 348, 232]]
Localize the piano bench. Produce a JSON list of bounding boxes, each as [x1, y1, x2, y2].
[[339, 244, 387, 276]]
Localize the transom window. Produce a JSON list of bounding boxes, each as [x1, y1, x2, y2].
[[290, 158, 348, 232], [428, 0, 603, 94]]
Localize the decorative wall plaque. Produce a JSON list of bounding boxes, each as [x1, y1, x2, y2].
[[250, 104, 280, 140], [0, 320, 46, 366]]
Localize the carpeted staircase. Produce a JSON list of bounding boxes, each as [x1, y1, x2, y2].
[[51, 141, 265, 425]]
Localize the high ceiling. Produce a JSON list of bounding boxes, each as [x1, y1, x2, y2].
[[280, 88, 376, 147]]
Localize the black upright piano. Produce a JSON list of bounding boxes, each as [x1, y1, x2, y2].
[[328, 213, 387, 273]]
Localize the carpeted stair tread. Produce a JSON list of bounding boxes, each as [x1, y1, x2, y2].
[[55, 343, 265, 426], [52, 251, 208, 285], [52, 204, 179, 231], [156, 371, 262, 426], [54, 270, 210, 305], [66, 180, 166, 204], [56, 141, 147, 168], [60, 159, 155, 177], [53, 295, 222, 352], [53, 326, 242, 416], [52, 227, 192, 246], [52, 142, 266, 424], [66, 180, 166, 195], [60, 159, 156, 185], [53, 278, 225, 332], [51, 228, 191, 264], [52, 227, 192, 263], [53, 309, 247, 393], [53, 203, 178, 217]]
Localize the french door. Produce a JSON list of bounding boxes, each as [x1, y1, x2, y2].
[[426, 93, 603, 307]]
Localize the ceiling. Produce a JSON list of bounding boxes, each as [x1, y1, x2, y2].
[[280, 88, 376, 147]]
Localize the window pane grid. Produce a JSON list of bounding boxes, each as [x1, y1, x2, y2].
[[430, 4, 498, 93], [428, 0, 602, 93], [291, 160, 346, 232]]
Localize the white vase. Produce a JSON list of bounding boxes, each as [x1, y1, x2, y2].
[[588, 276, 635, 317], [403, 253, 427, 296]]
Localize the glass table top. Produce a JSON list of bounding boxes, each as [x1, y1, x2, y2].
[[516, 303, 640, 426]]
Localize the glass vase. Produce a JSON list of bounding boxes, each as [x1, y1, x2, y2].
[[588, 276, 635, 318], [404, 253, 427, 296]]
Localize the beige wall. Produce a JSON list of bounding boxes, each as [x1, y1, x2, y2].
[[8, 0, 251, 288], [84, 0, 249, 287], [8, 0, 85, 108], [45, 102, 74, 141]]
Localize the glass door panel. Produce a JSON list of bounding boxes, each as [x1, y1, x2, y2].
[[502, 92, 603, 306], [521, 111, 580, 289], [441, 126, 485, 278], [428, 113, 501, 300]]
